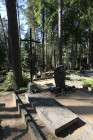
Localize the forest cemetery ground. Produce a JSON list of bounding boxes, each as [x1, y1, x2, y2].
[[34, 76, 93, 124], [1, 73, 93, 139], [25, 73, 93, 139], [0, 84, 31, 140], [33, 78, 93, 139]]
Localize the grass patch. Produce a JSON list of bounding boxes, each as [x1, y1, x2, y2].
[[20, 87, 27, 90], [66, 75, 82, 81], [4, 72, 30, 91], [0, 83, 4, 92], [82, 79, 93, 88], [0, 83, 12, 96]]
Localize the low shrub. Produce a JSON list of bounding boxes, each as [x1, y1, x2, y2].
[[4, 72, 30, 91], [22, 72, 30, 87], [82, 79, 93, 87], [68, 70, 75, 73], [4, 72, 14, 91]]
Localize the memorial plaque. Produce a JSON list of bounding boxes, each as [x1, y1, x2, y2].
[[25, 92, 78, 135]]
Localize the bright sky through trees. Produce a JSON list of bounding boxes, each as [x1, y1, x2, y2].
[[0, 2, 7, 18], [0, 1, 28, 38]]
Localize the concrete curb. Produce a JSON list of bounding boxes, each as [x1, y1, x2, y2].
[[12, 92, 44, 140]]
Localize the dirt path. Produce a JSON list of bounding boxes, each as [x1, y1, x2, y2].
[[56, 90, 93, 123], [34, 78, 93, 123], [0, 92, 31, 140], [34, 78, 93, 139]]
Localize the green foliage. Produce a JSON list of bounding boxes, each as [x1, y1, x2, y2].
[[24, 0, 93, 70], [0, 42, 7, 71], [22, 72, 30, 87], [21, 47, 30, 72], [82, 80, 93, 87], [4, 72, 30, 91], [20, 87, 27, 90], [21, 44, 38, 75], [4, 72, 14, 91], [0, 17, 8, 71], [1, 0, 93, 72]]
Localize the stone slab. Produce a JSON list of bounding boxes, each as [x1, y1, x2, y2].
[[25, 92, 78, 135]]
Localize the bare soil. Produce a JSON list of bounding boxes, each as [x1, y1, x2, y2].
[[34, 77, 93, 124], [0, 87, 31, 140], [0, 73, 93, 140]]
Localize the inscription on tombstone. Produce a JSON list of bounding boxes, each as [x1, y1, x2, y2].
[[54, 65, 66, 87]]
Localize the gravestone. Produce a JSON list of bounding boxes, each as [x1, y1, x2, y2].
[[25, 91, 78, 135], [26, 82, 36, 93], [54, 65, 66, 87]]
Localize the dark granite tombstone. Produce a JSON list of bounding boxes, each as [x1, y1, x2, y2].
[[54, 65, 66, 87]]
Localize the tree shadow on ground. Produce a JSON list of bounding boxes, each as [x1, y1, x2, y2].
[[0, 104, 29, 140], [0, 107, 18, 112], [0, 89, 4, 92], [0, 104, 5, 107], [0, 114, 21, 119], [57, 88, 93, 115], [32, 79, 93, 137], [57, 118, 86, 138], [26, 85, 93, 137], [0, 125, 28, 140]]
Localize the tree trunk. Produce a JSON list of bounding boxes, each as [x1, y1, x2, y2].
[[42, 8, 45, 70], [45, 28, 47, 66], [74, 37, 77, 69], [58, 0, 62, 66], [53, 36, 56, 68], [33, 24, 36, 54], [5, 0, 23, 90], [71, 43, 74, 69], [17, 2, 21, 48], [32, 13, 36, 54], [87, 39, 90, 68], [79, 45, 82, 70], [89, 31, 93, 68]]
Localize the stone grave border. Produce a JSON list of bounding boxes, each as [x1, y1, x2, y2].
[[12, 91, 45, 140]]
